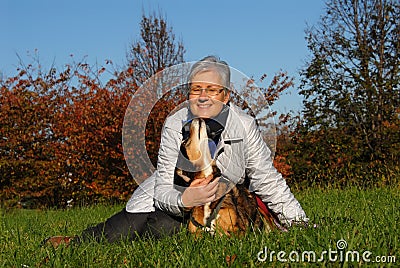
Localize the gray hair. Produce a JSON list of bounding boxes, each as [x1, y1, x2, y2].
[[187, 56, 231, 88]]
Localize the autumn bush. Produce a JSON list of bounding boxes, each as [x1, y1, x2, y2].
[[0, 60, 137, 208], [282, 125, 400, 189], [0, 56, 298, 208], [2, 57, 397, 209]]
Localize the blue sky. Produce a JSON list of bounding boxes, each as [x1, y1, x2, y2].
[[2, 0, 326, 113]]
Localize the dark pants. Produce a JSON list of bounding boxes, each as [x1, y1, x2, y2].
[[79, 208, 184, 243]]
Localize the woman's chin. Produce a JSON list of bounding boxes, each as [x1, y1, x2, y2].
[[190, 104, 223, 119]]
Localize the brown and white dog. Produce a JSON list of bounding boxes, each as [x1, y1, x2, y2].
[[176, 118, 280, 236]]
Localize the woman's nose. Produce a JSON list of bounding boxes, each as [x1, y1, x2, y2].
[[198, 89, 209, 99]]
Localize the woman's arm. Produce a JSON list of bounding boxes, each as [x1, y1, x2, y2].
[[244, 118, 309, 226], [153, 120, 184, 216]]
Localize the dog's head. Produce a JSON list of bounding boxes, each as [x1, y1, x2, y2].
[[176, 118, 219, 184], [184, 119, 212, 167]]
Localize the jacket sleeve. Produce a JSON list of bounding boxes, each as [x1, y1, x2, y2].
[[244, 118, 309, 226], [153, 118, 185, 217]]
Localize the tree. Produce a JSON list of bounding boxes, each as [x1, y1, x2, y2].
[[293, 0, 400, 186], [126, 12, 185, 87], [300, 0, 399, 159], [124, 12, 187, 168]]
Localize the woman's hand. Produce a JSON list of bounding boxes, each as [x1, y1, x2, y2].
[[181, 175, 219, 208]]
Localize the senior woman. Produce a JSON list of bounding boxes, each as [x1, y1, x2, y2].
[[45, 56, 308, 246]]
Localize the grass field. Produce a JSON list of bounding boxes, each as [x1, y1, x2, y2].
[[1, 187, 398, 267]]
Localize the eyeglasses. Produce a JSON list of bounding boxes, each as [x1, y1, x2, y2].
[[188, 86, 226, 96]]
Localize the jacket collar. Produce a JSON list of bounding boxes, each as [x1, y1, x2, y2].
[[221, 104, 246, 141]]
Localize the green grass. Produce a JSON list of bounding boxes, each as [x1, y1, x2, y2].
[[1, 187, 399, 267]]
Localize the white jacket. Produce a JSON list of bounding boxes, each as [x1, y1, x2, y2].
[[126, 104, 308, 226]]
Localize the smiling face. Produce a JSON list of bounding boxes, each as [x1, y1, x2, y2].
[[188, 70, 230, 118]]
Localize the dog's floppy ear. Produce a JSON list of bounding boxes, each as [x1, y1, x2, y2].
[[176, 168, 191, 183], [179, 140, 189, 158], [174, 168, 191, 187]]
